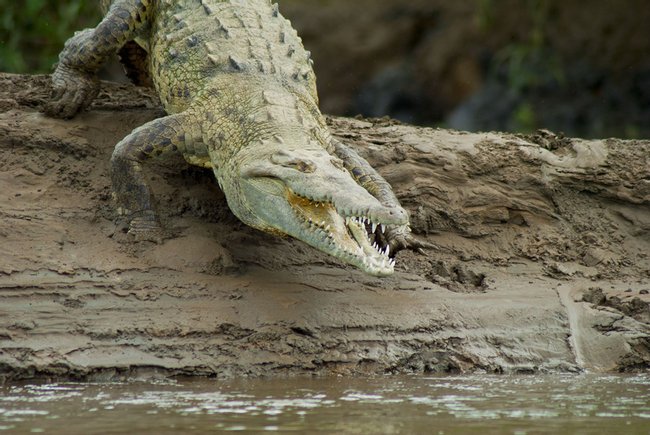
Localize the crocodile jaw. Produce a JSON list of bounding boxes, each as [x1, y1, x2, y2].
[[286, 190, 396, 276], [224, 176, 406, 275]]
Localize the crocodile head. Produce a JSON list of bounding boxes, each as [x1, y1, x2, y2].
[[219, 146, 409, 276]]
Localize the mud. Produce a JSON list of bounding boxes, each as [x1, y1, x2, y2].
[[0, 74, 648, 382]]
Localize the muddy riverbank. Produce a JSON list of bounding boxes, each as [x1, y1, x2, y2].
[[0, 74, 648, 381]]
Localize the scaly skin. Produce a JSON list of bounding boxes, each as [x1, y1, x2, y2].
[[45, 0, 432, 276]]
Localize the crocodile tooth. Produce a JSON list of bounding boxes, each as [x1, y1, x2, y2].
[[385, 245, 390, 256], [380, 224, 385, 234], [371, 223, 377, 233]]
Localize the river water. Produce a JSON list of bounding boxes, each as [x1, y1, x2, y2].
[[0, 374, 648, 434]]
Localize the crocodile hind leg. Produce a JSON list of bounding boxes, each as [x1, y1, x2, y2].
[[111, 113, 188, 240], [330, 138, 435, 255], [45, 0, 152, 118]]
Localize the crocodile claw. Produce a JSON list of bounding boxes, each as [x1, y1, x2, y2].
[[380, 224, 435, 256], [44, 64, 100, 119], [127, 211, 164, 243]]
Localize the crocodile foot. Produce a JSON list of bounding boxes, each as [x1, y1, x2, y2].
[[44, 63, 100, 119], [127, 211, 164, 243]]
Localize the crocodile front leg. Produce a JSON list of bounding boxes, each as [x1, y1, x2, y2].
[[45, 0, 152, 118], [111, 113, 188, 240], [331, 138, 434, 255]]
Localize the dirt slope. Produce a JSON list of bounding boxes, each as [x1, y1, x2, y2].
[[0, 74, 648, 381]]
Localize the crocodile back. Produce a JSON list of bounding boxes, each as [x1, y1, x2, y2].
[[149, 0, 318, 113]]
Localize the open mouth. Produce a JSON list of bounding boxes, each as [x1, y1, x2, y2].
[[286, 189, 396, 275]]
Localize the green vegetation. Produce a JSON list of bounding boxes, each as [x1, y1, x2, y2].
[[480, 0, 565, 133], [496, 0, 564, 91], [2, 0, 645, 138], [0, 0, 100, 73]]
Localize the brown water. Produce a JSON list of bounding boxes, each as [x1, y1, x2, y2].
[[0, 374, 649, 434]]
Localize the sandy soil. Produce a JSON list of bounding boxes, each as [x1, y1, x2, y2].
[[0, 74, 648, 382]]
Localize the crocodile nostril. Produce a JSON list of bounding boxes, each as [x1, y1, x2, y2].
[[388, 208, 408, 219]]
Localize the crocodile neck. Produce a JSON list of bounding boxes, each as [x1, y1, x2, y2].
[[190, 74, 330, 163]]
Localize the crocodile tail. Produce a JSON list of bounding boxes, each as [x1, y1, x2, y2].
[[117, 41, 153, 88]]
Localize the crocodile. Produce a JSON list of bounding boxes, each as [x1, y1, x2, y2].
[[45, 0, 431, 276]]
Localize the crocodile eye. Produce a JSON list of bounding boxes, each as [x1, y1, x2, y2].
[[285, 159, 315, 173], [297, 161, 314, 172], [270, 152, 315, 173]]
